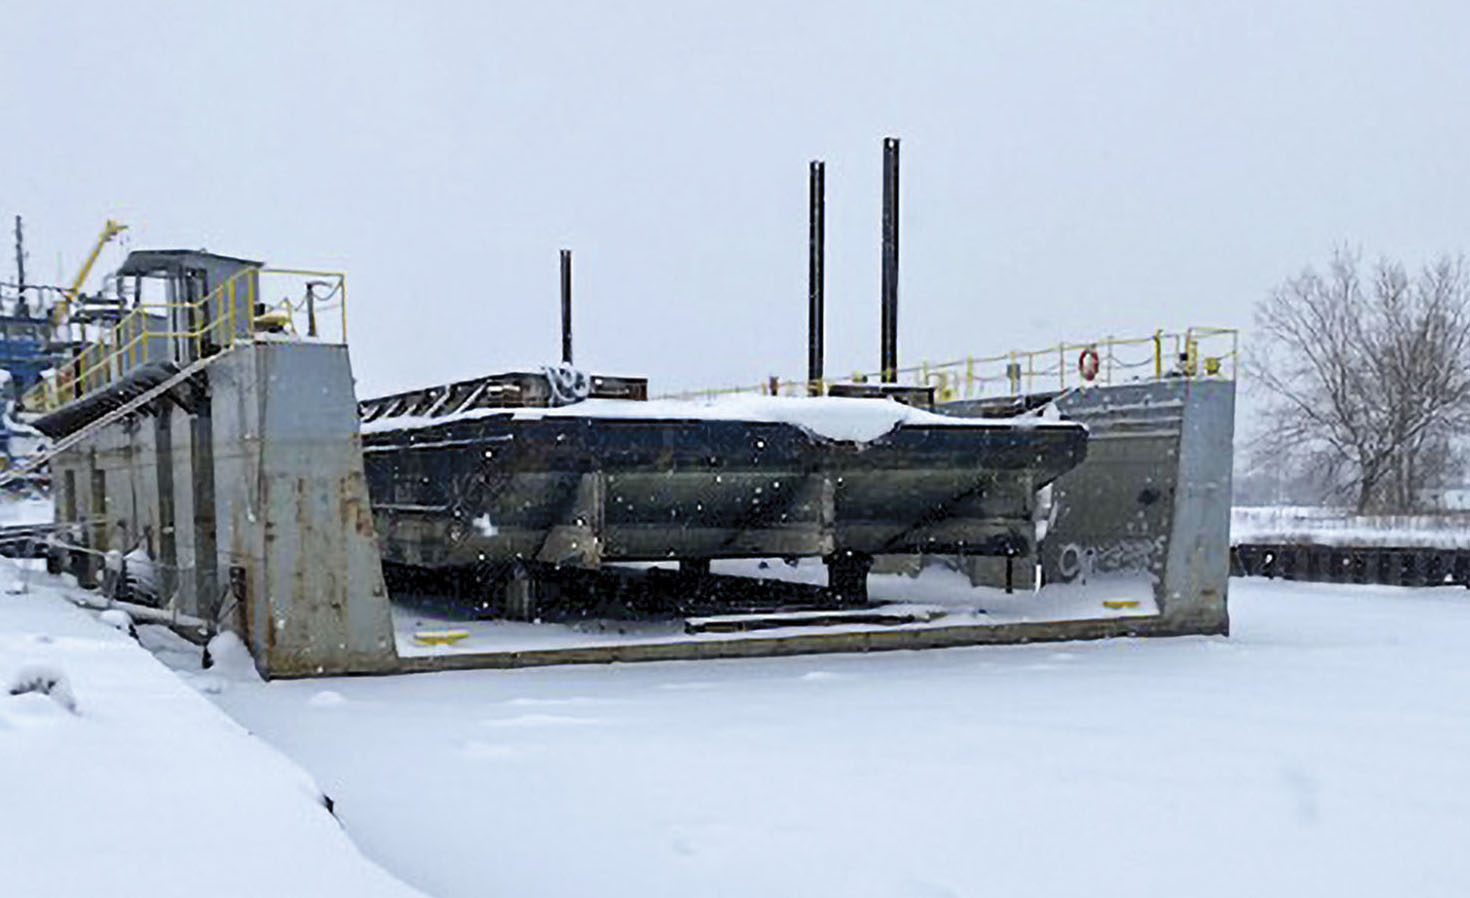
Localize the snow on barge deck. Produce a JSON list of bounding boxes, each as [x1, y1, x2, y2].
[[359, 385, 1087, 620]]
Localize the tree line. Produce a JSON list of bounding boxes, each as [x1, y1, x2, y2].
[[1246, 249, 1470, 513]]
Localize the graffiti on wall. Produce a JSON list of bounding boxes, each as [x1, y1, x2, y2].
[[1055, 536, 1164, 585]]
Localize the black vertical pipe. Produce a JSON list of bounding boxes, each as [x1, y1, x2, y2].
[[807, 160, 825, 395], [559, 249, 573, 365], [880, 137, 900, 382], [13, 216, 25, 293], [12, 216, 26, 318]]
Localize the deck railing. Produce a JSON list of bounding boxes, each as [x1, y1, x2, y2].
[[660, 327, 1238, 402], [23, 267, 347, 414]]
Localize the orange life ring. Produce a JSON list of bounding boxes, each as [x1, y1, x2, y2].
[[1078, 347, 1101, 382]]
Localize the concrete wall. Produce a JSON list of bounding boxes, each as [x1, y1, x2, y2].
[[51, 341, 398, 677]]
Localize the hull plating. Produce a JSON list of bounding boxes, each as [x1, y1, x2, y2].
[[362, 412, 1087, 572]]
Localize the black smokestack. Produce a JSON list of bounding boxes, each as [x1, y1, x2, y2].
[[808, 160, 825, 395], [880, 137, 900, 383], [560, 249, 573, 365]]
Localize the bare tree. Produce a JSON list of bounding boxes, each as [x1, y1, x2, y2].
[[1249, 249, 1470, 513]]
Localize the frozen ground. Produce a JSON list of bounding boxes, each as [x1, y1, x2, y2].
[[201, 579, 1470, 897], [0, 559, 425, 898], [6, 535, 1468, 897]]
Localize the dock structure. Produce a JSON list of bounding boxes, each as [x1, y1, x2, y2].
[[30, 251, 397, 677], [14, 143, 1235, 677], [21, 252, 1232, 678]]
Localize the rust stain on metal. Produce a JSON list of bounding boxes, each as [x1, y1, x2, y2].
[[339, 471, 378, 538]]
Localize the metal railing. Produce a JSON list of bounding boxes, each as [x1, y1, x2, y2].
[[24, 267, 348, 414], [660, 327, 1239, 402]]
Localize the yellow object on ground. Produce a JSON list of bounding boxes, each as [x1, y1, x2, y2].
[[414, 629, 471, 646], [1102, 600, 1141, 610]]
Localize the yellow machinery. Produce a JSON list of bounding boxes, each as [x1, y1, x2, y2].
[[54, 219, 128, 329]]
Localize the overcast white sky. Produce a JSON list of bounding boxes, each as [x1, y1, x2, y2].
[[3, 1, 1468, 397]]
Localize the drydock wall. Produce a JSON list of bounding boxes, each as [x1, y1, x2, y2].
[[50, 355, 1233, 678], [50, 342, 398, 677], [1059, 378, 1233, 635], [397, 376, 1236, 674], [949, 377, 1235, 636]]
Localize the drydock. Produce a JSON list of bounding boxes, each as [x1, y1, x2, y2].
[[13, 266, 1234, 677], [10, 144, 1236, 679]]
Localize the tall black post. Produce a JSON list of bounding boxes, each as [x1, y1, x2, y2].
[[12, 216, 25, 317], [13, 216, 25, 291], [559, 249, 573, 365], [880, 137, 900, 383], [808, 160, 825, 395]]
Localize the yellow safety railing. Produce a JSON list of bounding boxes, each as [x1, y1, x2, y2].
[[660, 327, 1239, 402], [24, 267, 348, 414]]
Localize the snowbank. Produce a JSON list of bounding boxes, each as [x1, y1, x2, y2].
[[0, 495, 54, 527], [1232, 506, 1470, 549], [0, 580, 425, 898]]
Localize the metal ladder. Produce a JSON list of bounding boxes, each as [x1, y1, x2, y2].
[[0, 354, 221, 491]]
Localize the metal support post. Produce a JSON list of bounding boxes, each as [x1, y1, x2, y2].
[[560, 249, 573, 365], [880, 137, 900, 383], [808, 160, 825, 395]]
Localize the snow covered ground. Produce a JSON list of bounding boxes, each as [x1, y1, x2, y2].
[[1233, 505, 1470, 549], [204, 579, 1470, 898], [0, 495, 54, 527], [6, 535, 1469, 897], [0, 560, 426, 898], [395, 559, 1156, 657]]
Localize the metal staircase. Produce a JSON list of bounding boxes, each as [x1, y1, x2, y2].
[[0, 353, 221, 491]]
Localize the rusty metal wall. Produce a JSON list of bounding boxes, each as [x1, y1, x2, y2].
[[51, 342, 399, 677], [210, 343, 398, 676]]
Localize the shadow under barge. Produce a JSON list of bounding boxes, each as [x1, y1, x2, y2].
[[360, 374, 1087, 622]]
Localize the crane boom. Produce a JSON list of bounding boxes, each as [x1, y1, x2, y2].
[[56, 219, 128, 327]]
